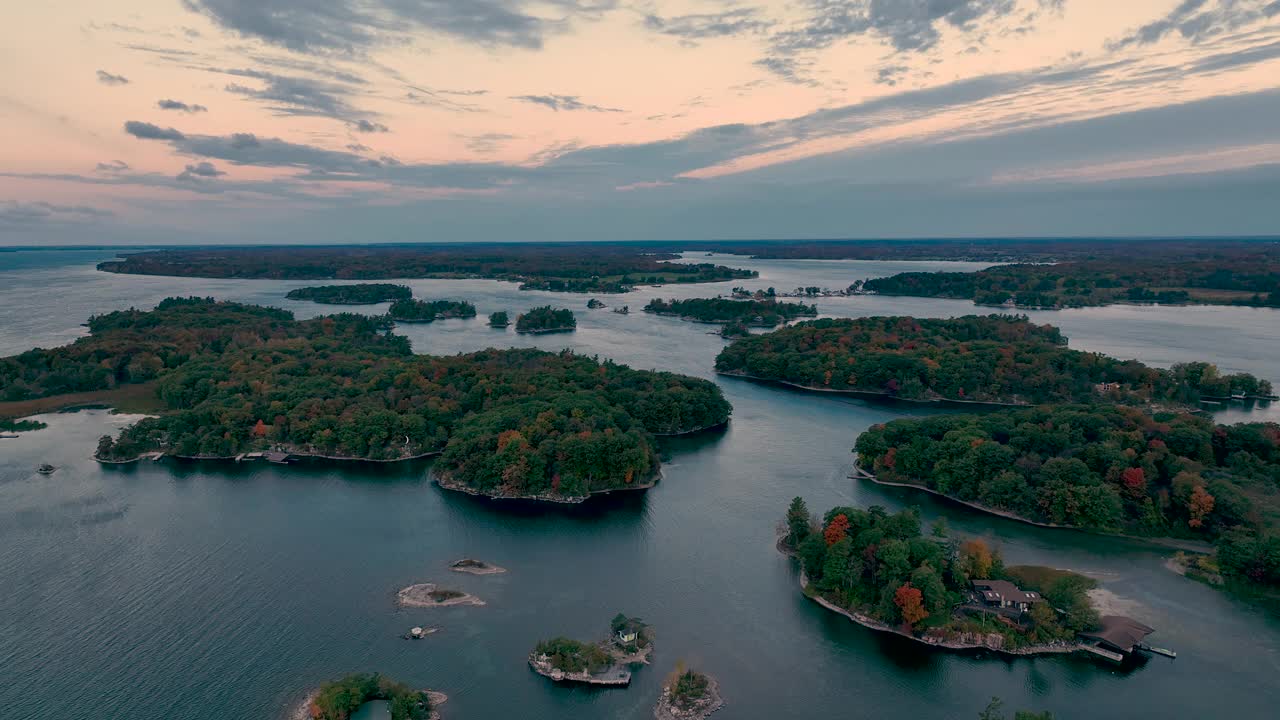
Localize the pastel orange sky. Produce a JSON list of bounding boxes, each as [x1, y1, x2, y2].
[[1, 0, 1278, 243]]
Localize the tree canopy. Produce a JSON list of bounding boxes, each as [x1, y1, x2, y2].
[[715, 315, 1271, 405], [310, 673, 431, 720], [515, 306, 576, 333], [643, 297, 816, 326], [387, 298, 476, 322], [285, 283, 411, 305]]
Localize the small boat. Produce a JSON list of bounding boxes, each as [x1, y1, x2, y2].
[[0, 432, 19, 439], [36, 463, 57, 475], [1231, 393, 1247, 401]]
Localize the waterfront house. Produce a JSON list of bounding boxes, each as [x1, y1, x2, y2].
[[972, 580, 1042, 611], [1079, 615, 1155, 655]]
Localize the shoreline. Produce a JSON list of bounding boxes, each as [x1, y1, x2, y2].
[[715, 371, 1026, 408], [515, 326, 577, 334], [651, 419, 729, 437], [97, 448, 442, 466], [450, 559, 507, 575], [397, 583, 486, 608], [653, 676, 724, 720], [855, 467, 1215, 553], [287, 688, 448, 720], [433, 469, 660, 504]]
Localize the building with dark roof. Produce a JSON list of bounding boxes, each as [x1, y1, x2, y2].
[[972, 580, 1043, 611], [1078, 616, 1155, 655]]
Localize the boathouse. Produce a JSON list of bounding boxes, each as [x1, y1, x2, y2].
[[972, 580, 1042, 611], [1079, 615, 1155, 655]]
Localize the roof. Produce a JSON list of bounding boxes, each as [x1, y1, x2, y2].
[[1079, 616, 1155, 652], [972, 580, 1042, 604]]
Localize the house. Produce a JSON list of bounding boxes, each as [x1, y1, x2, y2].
[[616, 629, 638, 644], [1095, 382, 1121, 393], [1078, 615, 1155, 655], [972, 580, 1043, 611]]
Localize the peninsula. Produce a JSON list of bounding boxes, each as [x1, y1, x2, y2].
[[854, 406, 1280, 597], [715, 315, 1271, 406], [780, 499, 1120, 658], [0, 298, 730, 502], [96, 244, 756, 293], [285, 283, 411, 305]]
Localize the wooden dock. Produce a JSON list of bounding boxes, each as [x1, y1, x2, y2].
[[1079, 644, 1125, 662], [1138, 643, 1177, 658]]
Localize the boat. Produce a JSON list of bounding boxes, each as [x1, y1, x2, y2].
[[36, 463, 56, 475], [0, 432, 19, 439]]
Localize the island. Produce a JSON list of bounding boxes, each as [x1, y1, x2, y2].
[[295, 673, 440, 720], [487, 311, 510, 327], [587, 298, 606, 309], [515, 306, 576, 334], [0, 298, 731, 502], [714, 315, 1272, 406], [95, 244, 756, 294], [285, 283, 411, 305], [449, 558, 506, 575], [0, 418, 46, 433], [643, 297, 817, 327], [654, 666, 723, 720], [859, 253, 1280, 309], [397, 583, 485, 608], [387, 299, 476, 322], [853, 405, 1280, 598], [529, 614, 653, 686], [717, 321, 752, 339], [780, 499, 1133, 658]]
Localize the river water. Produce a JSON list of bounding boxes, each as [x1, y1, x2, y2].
[[1, 249, 1278, 720]]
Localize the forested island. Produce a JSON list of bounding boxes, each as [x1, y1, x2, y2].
[[285, 283, 411, 305], [859, 253, 1280, 309], [488, 311, 509, 327], [643, 297, 817, 327], [782, 499, 1102, 653], [654, 666, 723, 720], [96, 244, 755, 293], [714, 315, 1272, 406], [301, 673, 437, 720], [388, 299, 477, 322], [515, 306, 576, 334], [529, 614, 653, 685], [853, 406, 1280, 593], [0, 298, 730, 501]]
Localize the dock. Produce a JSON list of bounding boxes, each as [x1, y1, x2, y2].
[[1079, 644, 1125, 662], [1138, 643, 1177, 659], [143, 451, 164, 462]]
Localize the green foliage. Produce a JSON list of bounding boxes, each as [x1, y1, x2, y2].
[[670, 669, 710, 709], [488, 311, 510, 327], [534, 637, 612, 674], [515, 306, 576, 333], [0, 418, 47, 432], [387, 298, 476, 322], [716, 315, 1270, 404], [312, 673, 431, 720], [643, 297, 816, 326], [285, 284, 411, 304], [865, 255, 1280, 310], [96, 244, 756, 293], [785, 496, 811, 547]]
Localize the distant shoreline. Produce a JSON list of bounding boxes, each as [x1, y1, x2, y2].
[[715, 371, 1026, 407], [434, 469, 659, 504]]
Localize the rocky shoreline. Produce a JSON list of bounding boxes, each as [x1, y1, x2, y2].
[[397, 583, 486, 608], [653, 676, 724, 720], [714, 371, 1026, 407], [450, 559, 507, 575], [433, 470, 660, 504]]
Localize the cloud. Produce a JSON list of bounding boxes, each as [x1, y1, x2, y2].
[[221, 67, 380, 127], [95, 160, 131, 173], [1110, 0, 1280, 49], [124, 121, 187, 140], [181, 0, 618, 54], [177, 161, 227, 180], [643, 7, 773, 43], [96, 70, 130, 85], [0, 201, 114, 227], [158, 99, 209, 113], [404, 84, 490, 113], [458, 132, 518, 154], [349, 119, 389, 132], [511, 93, 623, 112], [874, 63, 911, 86]]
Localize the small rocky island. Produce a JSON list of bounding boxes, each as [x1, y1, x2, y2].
[[291, 672, 443, 720], [397, 583, 485, 608], [450, 558, 506, 575], [285, 283, 411, 305], [529, 614, 653, 686], [654, 667, 723, 720], [388, 299, 477, 323], [488, 311, 510, 327], [515, 305, 576, 334]]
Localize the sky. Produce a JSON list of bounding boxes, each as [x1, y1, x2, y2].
[[1, 0, 1279, 245]]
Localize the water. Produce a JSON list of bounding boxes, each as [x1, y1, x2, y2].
[[2, 249, 1279, 720]]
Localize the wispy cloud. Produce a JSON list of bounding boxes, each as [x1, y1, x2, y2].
[[158, 99, 209, 113], [96, 69, 130, 85], [643, 7, 773, 44], [0, 200, 114, 227], [1109, 0, 1280, 49], [511, 93, 624, 112]]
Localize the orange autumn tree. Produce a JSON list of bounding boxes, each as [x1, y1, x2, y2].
[[252, 419, 268, 438], [894, 583, 928, 626], [959, 539, 994, 579], [1188, 485, 1216, 528], [824, 514, 851, 545]]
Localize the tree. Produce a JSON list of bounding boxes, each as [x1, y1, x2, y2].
[[894, 582, 928, 626], [1188, 485, 1215, 529], [786, 497, 811, 546], [960, 539, 994, 579], [824, 513, 851, 545]]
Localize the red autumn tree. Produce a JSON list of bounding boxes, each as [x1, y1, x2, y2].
[[894, 583, 928, 626], [252, 419, 268, 438], [1120, 467, 1147, 499], [1188, 485, 1215, 528], [824, 513, 851, 545]]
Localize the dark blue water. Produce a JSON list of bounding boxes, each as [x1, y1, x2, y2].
[[2, 249, 1279, 720]]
